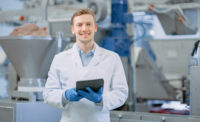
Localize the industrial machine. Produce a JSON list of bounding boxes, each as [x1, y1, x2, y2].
[[103, 0, 200, 121], [101, 0, 177, 111], [190, 66, 200, 116], [132, 0, 200, 118], [0, 35, 68, 122], [101, 0, 134, 111], [110, 111, 200, 122]]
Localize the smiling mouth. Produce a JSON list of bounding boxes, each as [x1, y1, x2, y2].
[[80, 33, 90, 36], [80, 34, 90, 38]]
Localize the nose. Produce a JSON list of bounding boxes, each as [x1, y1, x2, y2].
[[82, 24, 88, 31]]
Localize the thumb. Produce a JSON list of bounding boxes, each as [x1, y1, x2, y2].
[[98, 87, 103, 94]]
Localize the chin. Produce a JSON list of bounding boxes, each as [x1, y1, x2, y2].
[[79, 39, 92, 44]]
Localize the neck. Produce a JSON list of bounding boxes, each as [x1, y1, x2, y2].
[[77, 40, 94, 54]]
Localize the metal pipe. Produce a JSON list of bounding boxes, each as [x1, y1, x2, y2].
[[42, 0, 49, 21]]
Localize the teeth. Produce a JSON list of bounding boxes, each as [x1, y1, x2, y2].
[[81, 34, 89, 35]]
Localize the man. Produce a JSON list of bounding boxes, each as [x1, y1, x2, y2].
[[43, 8, 128, 122]]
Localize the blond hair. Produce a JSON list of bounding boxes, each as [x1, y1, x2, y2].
[[71, 8, 96, 25]]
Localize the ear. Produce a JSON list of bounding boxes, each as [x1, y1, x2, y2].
[[94, 23, 97, 32], [71, 25, 75, 34]]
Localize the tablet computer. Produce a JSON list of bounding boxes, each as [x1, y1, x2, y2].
[[76, 79, 104, 92]]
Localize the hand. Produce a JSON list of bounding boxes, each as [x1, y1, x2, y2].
[[65, 88, 83, 102], [78, 87, 103, 103]]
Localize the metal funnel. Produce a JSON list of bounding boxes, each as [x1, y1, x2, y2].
[[0, 36, 66, 92]]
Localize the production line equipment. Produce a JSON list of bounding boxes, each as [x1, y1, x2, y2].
[[101, 0, 200, 122], [0, 35, 69, 122]]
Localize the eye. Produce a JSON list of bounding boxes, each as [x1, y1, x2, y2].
[[87, 23, 91, 26], [77, 23, 82, 27]]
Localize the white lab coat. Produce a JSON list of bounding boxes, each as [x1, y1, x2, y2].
[[43, 43, 128, 122]]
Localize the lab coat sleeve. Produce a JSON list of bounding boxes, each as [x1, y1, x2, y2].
[[43, 56, 68, 109], [102, 54, 128, 111]]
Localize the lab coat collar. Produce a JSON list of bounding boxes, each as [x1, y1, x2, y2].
[[76, 43, 96, 57], [72, 42, 103, 68]]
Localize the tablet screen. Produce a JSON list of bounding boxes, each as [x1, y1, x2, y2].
[[76, 79, 104, 92]]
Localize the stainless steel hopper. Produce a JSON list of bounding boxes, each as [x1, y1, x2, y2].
[[0, 36, 67, 94]]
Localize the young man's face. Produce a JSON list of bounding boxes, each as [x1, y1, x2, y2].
[[71, 14, 97, 44]]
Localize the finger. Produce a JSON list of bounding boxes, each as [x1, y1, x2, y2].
[[77, 92, 84, 97], [71, 89, 78, 96], [79, 95, 84, 98], [78, 90, 89, 97], [77, 95, 83, 100], [86, 87, 94, 93], [73, 87, 77, 91], [98, 87, 103, 94]]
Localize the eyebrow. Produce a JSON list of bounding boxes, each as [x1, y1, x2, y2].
[[76, 21, 93, 25]]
